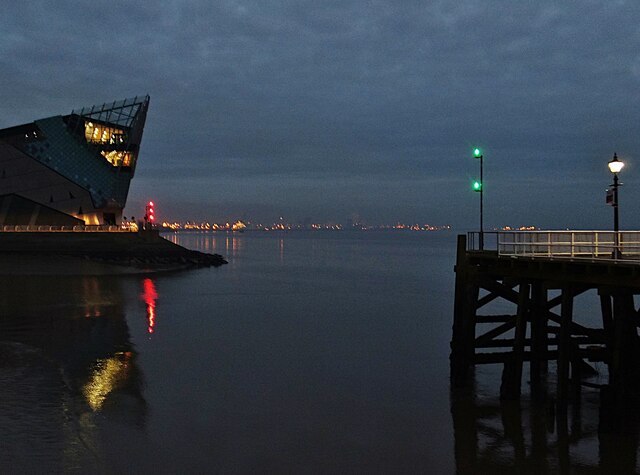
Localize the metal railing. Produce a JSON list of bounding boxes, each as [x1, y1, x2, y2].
[[0, 225, 133, 233], [467, 232, 499, 251], [468, 230, 640, 260]]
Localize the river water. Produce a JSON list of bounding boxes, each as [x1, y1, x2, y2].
[[0, 231, 637, 473]]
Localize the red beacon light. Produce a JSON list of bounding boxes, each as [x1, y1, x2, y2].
[[144, 200, 157, 227]]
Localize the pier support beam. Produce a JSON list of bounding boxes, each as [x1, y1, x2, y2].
[[610, 293, 640, 397], [530, 283, 548, 388], [451, 234, 477, 383], [599, 292, 614, 363], [557, 286, 573, 408], [501, 283, 530, 400]]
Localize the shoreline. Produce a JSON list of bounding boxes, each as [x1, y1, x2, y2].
[[0, 230, 227, 275]]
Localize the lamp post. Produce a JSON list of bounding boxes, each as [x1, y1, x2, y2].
[[473, 148, 484, 250], [608, 153, 624, 259]]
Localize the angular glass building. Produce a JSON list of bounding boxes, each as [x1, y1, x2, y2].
[[0, 96, 149, 226]]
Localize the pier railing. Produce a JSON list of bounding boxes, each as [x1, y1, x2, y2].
[[467, 230, 640, 260]]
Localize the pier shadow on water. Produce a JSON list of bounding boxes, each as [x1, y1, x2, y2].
[[0, 274, 146, 472], [451, 368, 640, 474]]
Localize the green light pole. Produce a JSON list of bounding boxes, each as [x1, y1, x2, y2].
[[473, 148, 484, 250]]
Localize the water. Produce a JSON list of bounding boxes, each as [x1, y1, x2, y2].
[[0, 230, 638, 473]]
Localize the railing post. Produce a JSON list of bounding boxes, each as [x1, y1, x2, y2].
[[571, 232, 574, 258]]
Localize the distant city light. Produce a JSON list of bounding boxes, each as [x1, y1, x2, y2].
[[159, 220, 452, 232]]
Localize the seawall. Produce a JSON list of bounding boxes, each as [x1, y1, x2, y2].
[[0, 230, 227, 274]]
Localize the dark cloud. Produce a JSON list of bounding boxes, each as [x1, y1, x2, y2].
[[1, 1, 640, 226]]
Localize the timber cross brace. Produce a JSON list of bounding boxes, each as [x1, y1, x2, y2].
[[450, 234, 640, 401]]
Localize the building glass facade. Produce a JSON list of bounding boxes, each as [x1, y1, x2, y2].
[[0, 96, 149, 226]]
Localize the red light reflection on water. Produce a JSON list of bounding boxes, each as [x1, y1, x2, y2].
[[142, 278, 158, 334], [148, 305, 155, 333]]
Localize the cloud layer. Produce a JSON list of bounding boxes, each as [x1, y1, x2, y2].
[[1, 1, 640, 227]]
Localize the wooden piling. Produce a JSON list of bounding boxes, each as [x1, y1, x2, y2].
[[557, 286, 573, 407], [501, 283, 529, 400], [599, 292, 613, 363], [530, 283, 548, 384], [610, 293, 640, 397], [451, 234, 476, 382]]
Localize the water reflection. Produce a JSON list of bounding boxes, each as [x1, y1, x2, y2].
[[225, 234, 242, 259], [279, 236, 285, 263], [0, 275, 145, 470], [83, 351, 135, 411], [142, 278, 157, 334], [451, 374, 640, 473]]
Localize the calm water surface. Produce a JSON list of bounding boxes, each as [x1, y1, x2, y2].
[[0, 231, 638, 473]]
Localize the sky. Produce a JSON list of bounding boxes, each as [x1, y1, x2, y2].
[[1, 0, 640, 229]]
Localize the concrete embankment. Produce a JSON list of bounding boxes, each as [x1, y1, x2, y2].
[[0, 230, 226, 275]]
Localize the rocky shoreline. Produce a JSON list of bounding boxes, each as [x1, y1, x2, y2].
[[0, 230, 227, 274], [78, 248, 227, 271]]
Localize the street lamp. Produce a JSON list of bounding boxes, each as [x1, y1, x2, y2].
[[608, 153, 624, 259], [473, 147, 484, 250]]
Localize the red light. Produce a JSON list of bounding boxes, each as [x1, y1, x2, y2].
[[145, 201, 156, 225]]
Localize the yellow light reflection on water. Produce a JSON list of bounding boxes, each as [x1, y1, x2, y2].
[[279, 237, 284, 263], [82, 352, 132, 411]]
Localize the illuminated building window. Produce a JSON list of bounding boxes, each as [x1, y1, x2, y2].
[[100, 150, 135, 167], [84, 121, 127, 145], [85, 120, 135, 167]]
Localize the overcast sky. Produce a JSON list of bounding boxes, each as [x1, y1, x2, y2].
[[2, 0, 640, 228]]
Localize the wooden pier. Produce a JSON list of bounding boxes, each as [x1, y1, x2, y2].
[[451, 232, 640, 401]]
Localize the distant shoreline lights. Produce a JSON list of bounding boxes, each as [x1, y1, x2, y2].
[[160, 220, 453, 232]]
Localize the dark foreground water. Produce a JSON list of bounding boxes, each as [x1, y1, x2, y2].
[[0, 231, 638, 473]]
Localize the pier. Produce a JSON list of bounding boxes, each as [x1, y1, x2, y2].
[[451, 230, 640, 401]]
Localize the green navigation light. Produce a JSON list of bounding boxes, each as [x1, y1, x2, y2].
[[473, 148, 482, 158], [473, 181, 482, 192]]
